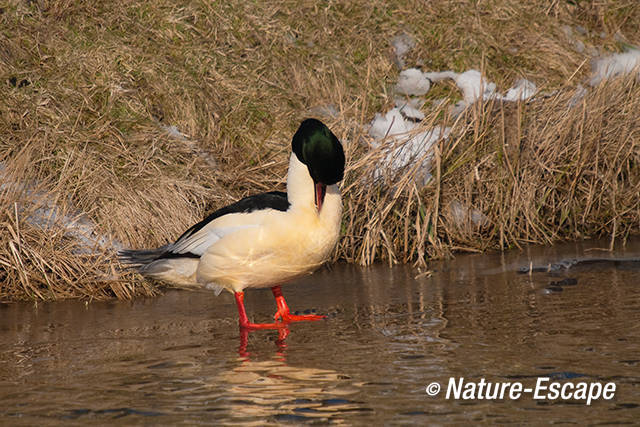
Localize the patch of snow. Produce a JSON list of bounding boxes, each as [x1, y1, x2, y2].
[[369, 109, 450, 185], [369, 108, 414, 141], [400, 96, 425, 110], [371, 66, 541, 185], [568, 84, 588, 108], [0, 162, 122, 253], [589, 49, 640, 86], [32, 202, 123, 253], [394, 98, 425, 121], [386, 125, 450, 185], [426, 70, 536, 113], [449, 101, 468, 117], [424, 70, 501, 116], [395, 125, 449, 165], [163, 125, 189, 140], [424, 69, 497, 113], [503, 79, 537, 101], [395, 68, 431, 96], [391, 33, 416, 69], [453, 70, 498, 104]]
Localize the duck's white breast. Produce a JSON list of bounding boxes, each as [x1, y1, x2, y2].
[[195, 192, 341, 292]]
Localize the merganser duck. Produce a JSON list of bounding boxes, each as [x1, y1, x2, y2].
[[119, 119, 345, 329]]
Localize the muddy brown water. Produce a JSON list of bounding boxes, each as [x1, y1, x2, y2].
[[1, 239, 639, 425]]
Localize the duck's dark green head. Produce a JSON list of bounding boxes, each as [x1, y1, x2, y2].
[[292, 118, 345, 186]]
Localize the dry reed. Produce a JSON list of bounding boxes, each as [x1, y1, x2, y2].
[[339, 76, 640, 267]]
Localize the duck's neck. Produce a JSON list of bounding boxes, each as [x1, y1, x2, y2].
[[286, 154, 342, 226], [287, 154, 315, 209]]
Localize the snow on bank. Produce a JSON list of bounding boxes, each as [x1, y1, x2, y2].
[[368, 63, 541, 230], [567, 49, 640, 106], [503, 78, 538, 101], [426, 69, 536, 106], [392, 68, 538, 119], [369, 108, 451, 185], [391, 32, 416, 69], [369, 67, 537, 186], [0, 162, 122, 254], [427, 70, 497, 104], [163, 125, 189, 140], [590, 49, 640, 86], [394, 97, 425, 121], [395, 68, 431, 96], [368, 42, 640, 227]]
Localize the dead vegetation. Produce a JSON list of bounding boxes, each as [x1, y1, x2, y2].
[[340, 77, 640, 266], [1, 0, 639, 300]]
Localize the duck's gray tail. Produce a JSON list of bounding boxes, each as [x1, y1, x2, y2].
[[117, 245, 171, 267], [117, 246, 201, 288]]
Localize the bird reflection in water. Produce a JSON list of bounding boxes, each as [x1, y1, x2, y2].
[[221, 326, 367, 423], [237, 324, 290, 358]]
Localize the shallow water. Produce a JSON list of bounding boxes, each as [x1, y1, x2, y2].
[[1, 239, 640, 425]]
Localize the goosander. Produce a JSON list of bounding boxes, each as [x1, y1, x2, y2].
[[119, 119, 345, 329]]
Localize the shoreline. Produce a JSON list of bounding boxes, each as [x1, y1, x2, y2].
[[2, 1, 639, 301]]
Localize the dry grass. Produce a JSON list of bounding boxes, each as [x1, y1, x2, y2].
[[341, 77, 640, 266], [1, 0, 639, 300]]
